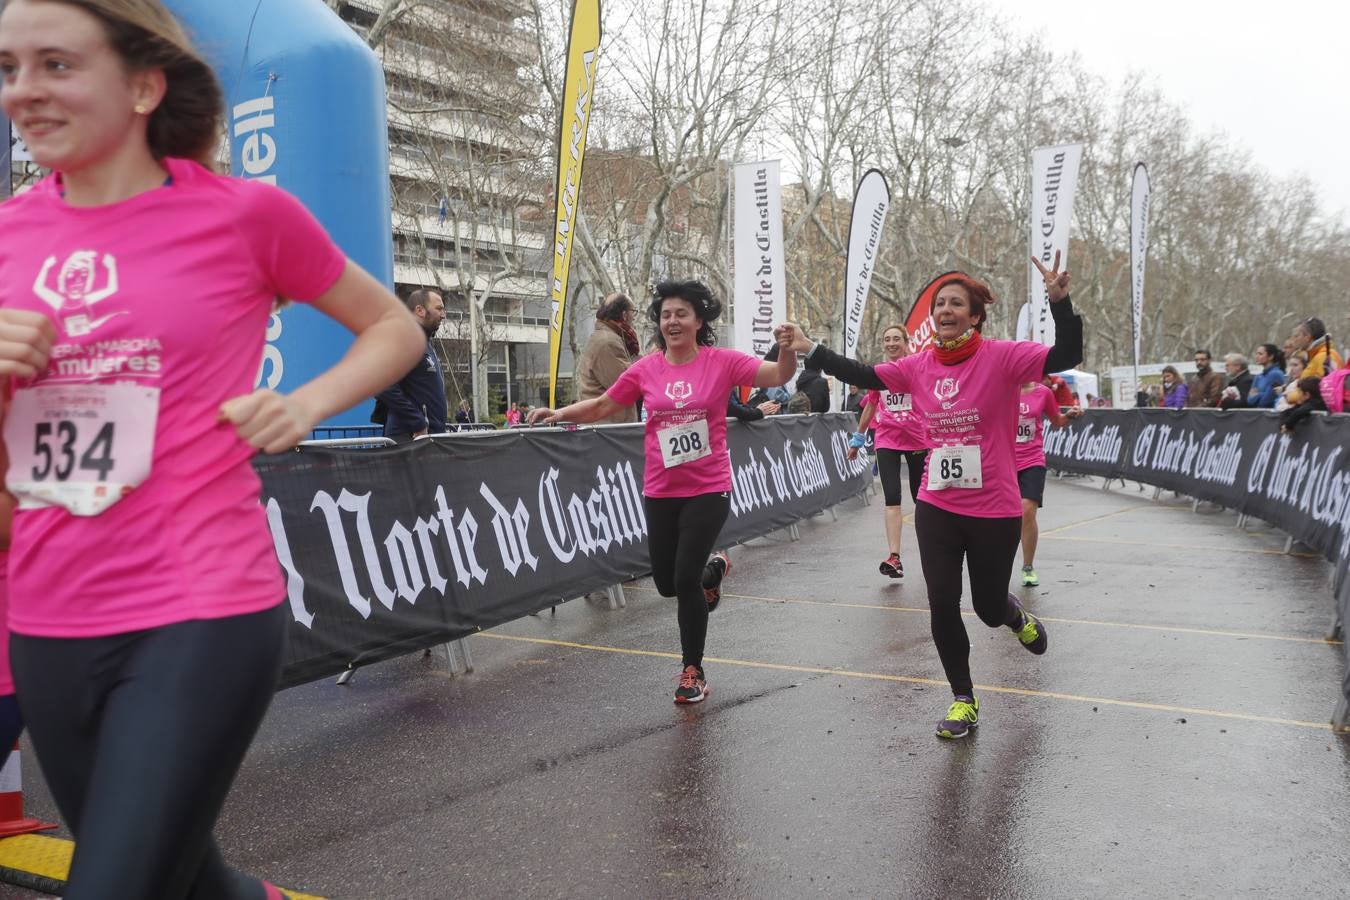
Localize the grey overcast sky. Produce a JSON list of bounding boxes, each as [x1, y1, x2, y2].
[[981, 0, 1350, 224]]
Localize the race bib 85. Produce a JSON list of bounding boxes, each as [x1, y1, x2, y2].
[[926, 444, 982, 490]]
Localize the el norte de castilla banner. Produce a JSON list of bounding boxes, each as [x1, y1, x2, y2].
[[733, 161, 786, 359], [256, 415, 871, 688], [843, 169, 891, 360], [1044, 408, 1350, 715], [1019, 143, 1083, 346]]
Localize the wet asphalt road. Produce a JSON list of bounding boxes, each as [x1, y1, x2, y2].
[[11, 474, 1350, 899]]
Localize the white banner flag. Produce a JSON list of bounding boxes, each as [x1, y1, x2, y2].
[[1130, 162, 1151, 377], [733, 161, 786, 358], [843, 169, 890, 360], [1023, 143, 1083, 345]]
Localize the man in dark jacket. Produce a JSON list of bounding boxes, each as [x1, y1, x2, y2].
[[794, 357, 831, 413], [375, 289, 449, 440]]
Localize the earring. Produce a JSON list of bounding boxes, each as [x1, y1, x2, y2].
[[134, 104, 148, 115]]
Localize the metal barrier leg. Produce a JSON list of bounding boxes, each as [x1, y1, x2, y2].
[[827, 505, 838, 522], [611, 583, 627, 609], [1328, 609, 1344, 643], [1284, 535, 1294, 554], [1152, 486, 1162, 501], [788, 522, 801, 542], [335, 666, 356, 686], [454, 638, 475, 673], [1333, 695, 1349, 734], [1192, 498, 1200, 513], [1236, 513, 1247, 529]]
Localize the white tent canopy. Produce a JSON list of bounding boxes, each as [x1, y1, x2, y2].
[[1053, 368, 1100, 405]]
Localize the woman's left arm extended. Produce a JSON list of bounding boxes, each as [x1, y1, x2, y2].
[[772, 324, 888, 390], [221, 261, 425, 453], [1032, 252, 1084, 375]]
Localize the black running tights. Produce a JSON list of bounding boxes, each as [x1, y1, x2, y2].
[[10, 603, 287, 900], [644, 492, 730, 670], [914, 500, 1023, 697], [876, 448, 927, 507]]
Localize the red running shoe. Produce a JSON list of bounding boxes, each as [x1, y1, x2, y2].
[[879, 553, 903, 578], [674, 665, 708, 704]]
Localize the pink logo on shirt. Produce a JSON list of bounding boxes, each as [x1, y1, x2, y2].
[[32, 250, 126, 338], [934, 376, 961, 410], [664, 380, 694, 407]]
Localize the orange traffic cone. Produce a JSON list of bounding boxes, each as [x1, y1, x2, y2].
[[0, 741, 56, 838]]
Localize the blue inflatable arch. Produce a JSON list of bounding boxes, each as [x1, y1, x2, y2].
[[166, 0, 392, 427]]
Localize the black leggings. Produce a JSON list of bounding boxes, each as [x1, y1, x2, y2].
[[10, 603, 287, 900], [914, 500, 1023, 698], [644, 492, 730, 670], [0, 694, 21, 754], [876, 448, 926, 507]]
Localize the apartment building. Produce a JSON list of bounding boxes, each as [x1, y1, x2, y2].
[[334, 0, 565, 416]]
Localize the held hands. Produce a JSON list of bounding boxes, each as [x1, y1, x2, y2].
[[1067, 406, 1084, 419], [1031, 250, 1071, 302], [773, 323, 813, 354], [219, 390, 319, 455], [757, 401, 781, 415], [0, 310, 57, 380], [846, 431, 866, 461]]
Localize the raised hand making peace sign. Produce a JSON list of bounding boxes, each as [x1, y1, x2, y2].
[[1031, 250, 1071, 303]]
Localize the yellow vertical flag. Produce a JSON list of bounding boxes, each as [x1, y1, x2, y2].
[[547, 0, 602, 408]]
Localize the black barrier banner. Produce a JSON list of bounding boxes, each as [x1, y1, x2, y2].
[[255, 414, 870, 687], [1045, 408, 1350, 715]]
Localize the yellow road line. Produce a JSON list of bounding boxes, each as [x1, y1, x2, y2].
[[0, 833, 324, 898], [622, 585, 1341, 646], [1044, 533, 1321, 558], [478, 633, 1332, 731], [1039, 505, 1139, 537]]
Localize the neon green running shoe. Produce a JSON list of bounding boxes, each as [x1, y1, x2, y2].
[[1021, 565, 1039, 587], [1013, 607, 1048, 655], [936, 695, 979, 739]]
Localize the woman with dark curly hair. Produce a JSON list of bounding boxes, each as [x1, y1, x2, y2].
[[775, 256, 1083, 739], [530, 280, 797, 704]]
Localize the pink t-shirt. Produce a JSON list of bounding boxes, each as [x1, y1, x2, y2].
[[607, 345, 761, 497], [1014, 383, 1059, 471], [0, 158, 347, 637], [873, 339, 1049, 518], [863, 387, 926, 451]]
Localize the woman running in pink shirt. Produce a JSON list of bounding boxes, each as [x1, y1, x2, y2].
[[1014, 380, 1082, 586], [846, 325, 928, 579], [0, 1, 424, 895], [776, 260, 1082, 739], [530, 281, 797, 704]]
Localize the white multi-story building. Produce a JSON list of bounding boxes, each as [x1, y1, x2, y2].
[[334, 0, 570, 417]]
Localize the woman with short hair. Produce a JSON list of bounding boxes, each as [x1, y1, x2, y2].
[[776, 256, 1083, 739], [576, 291, 641, 423]]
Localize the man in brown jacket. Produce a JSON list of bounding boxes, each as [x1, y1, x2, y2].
[[576, 292, 640, 423], [1185, 349, 1225, 408]]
